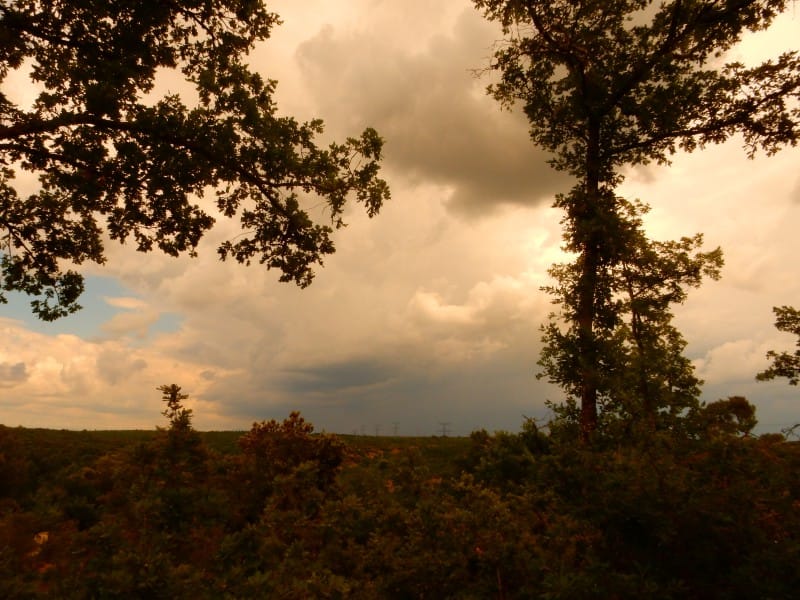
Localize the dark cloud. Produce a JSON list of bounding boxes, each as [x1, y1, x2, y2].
[[200, 370, 218, 381], [792, 175, 800, 204], [296, 8, 571, 216], [96, 350, 147, 385], [0, 362, 28, 387], [201, 342, 559, 435], [187, 263, 556, 432], [279, 358, 398, 395]]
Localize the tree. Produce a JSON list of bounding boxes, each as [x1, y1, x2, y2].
[[158, 383, 199, 451], [539, 198, 723, 435], [0, 0, 389, 320], [475, 0, 800, 439], [757, 305, 800, 385], [153, 384, 209, 511], [695, 395, 758, 436], [231, 411, 345, 524]]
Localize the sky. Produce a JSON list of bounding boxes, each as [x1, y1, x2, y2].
[[1, 0, 799, 435]]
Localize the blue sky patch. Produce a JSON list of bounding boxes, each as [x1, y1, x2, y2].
[[1, 275, 181, 339]]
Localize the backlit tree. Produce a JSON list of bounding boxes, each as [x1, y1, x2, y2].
[[0, 0, 389, 320], [475, 0, 800, 439]]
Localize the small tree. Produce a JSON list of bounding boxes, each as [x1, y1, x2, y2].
[[695, 395, 758, 437], [159, 383, 192, 433], [757, 305, 800, 385], [231, 411, 345, 523], [157, 383, 192, 431], [154, 383, 207, 484]]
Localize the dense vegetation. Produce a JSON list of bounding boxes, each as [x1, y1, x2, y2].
[[3, 2, 800, 596], [1, 386, 799, 599]]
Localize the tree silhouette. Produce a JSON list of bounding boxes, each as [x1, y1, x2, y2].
[[0, 0, 389, 319], [475, 0, 800, 439]]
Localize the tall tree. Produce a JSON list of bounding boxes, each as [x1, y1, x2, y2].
[[757, 305, 800, 385], [475, 0, 800, 439], [0, 0, 389, 320], [539, 198, 723, 435]]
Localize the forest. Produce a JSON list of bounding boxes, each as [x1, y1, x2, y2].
[[2, 1, 800, 597]]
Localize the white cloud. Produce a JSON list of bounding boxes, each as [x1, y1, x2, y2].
[[103, 296, 149, 310], [694, 339, 773, 386], [0, 318, 234, 429], [409, 290, 478, 326], [100, 309, 162, 339], [96, 349, 148, 385]]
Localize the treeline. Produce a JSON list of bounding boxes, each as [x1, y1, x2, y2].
[[1, 386, 799, 599]]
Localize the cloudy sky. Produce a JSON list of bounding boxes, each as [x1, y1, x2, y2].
[[1, 1, 799, 435]]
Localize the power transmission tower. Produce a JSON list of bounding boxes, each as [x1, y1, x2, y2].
[[392, 422, 399, 436], [438, 421, 451, 437]]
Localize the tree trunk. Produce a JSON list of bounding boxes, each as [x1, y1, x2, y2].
[[577, 243, 599, 442], [576, 121, 603, 443]]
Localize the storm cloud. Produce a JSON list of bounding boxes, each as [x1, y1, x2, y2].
[[0, 362, 28, 387], [294, 6, 571, 216]]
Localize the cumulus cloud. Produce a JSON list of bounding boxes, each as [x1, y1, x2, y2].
[[0, 362, 28, 387], [293, 4, 570, 216], [792, 176, 800, 204], [103, 296, 149, 310], [96, 349, 148, 385], [694, 339, 773, 386], [0, 317, 231, 429], [188, 250, 555, 433], [403, 273, 547, 362], [99, 296, 162, 339]]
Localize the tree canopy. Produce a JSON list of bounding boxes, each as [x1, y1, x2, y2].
[[0, 0, 390, 320], [475, 0, 800, 439]]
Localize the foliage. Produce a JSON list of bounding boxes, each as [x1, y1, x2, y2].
[[461, 418, 550, 490], [474, 0, 800, 438], [0, 0, 389, 320], [538, 198, 723, 436], [0, 425, 31, 504], [2, 392, 800, 598], [228, 411, 346, 526], [461, 419, 800, 598], [757, 305, 800, 385], [694, 395, 758, 438]]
